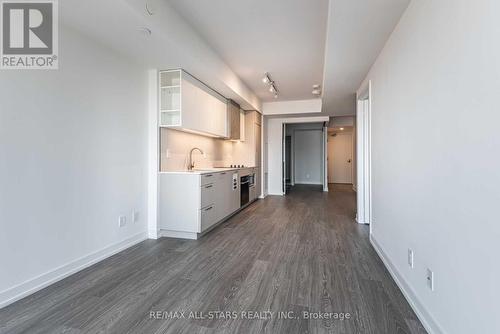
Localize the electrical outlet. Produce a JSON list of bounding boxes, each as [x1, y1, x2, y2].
[[426, 268, 434, 291], [132, 210, 139, 223], [408, 249, 414, 268], [118, 215, 127, 227], [306, 173, 310, 179]]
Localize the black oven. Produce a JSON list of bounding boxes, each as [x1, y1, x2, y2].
[[240, 175, 250, 207]]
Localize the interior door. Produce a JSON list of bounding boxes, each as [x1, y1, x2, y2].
[[328, 132, 353, 184]]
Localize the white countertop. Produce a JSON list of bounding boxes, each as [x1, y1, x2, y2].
[[159, 167, 257, 175]]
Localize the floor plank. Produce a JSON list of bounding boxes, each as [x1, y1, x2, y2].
[[0, 184, 427, 334]]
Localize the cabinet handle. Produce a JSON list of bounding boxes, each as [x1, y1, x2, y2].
[[205, 185, 213, 188], [221, 172, 226, 175], [205, 174, 213, 177], [205, 206, 213, 211]]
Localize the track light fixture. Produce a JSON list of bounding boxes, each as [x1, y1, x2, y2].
[[262, 72, 279, 98], [262, 73, 271, 84]]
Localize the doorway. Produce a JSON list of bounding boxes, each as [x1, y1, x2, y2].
[[282, 122, 327, 195], [328, 131, 353, 184]]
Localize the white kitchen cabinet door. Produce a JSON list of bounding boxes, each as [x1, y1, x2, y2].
[[230, 173, 240, 213], [213, 97, 228, 137], [223, 172, 235, 217], [181, 76, 201, 131], [214, 172, 232, 221], [201, 182, 216, 208], [201, 204, 216, 231], [160, 70, 228, 138], [214, 173, 225, 222]]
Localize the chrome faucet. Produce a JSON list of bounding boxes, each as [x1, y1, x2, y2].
[[188, 147, 204, 171]]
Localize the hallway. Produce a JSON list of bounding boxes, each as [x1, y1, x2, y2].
[[0, 186, 426, 333]]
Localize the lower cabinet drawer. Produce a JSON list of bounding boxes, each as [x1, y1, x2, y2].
[[201, 173, 216, 186], [201, 204, 216, 231], [201, 183, 215, 208]]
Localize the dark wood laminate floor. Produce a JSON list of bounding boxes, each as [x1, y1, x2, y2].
[[0, 185, 427, 334]]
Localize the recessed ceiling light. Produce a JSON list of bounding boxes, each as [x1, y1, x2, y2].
[[340, 127, 344, 130]]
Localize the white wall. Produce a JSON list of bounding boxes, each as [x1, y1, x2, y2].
[[0, 26, 149, 307], [294, 130, 323, 184], [266, 116, 329, 195], [329, 116, 355, 128], [160, 128, 234, 171], [359, 1, 500, 333], [352, 121, 357, 191], [60, 0, 261, 111], [263, 99, 322, 115]]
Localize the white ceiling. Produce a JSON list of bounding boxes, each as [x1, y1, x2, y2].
[[59, 0, 262, 110], [60, 0, 410, 115], [322, 0, 411, 116], [166, 0, 329, 102], [167, 0, 410, 115]]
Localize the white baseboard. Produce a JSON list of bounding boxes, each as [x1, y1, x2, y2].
[[159, 229, 198, 240], [370, 235, 444, 334], [148, 229, 159, 239], [355, 216, 367, 224], [0, 232, 148, 309]]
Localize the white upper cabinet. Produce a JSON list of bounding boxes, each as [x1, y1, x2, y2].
[[226, 100, 241, 141], [159, 69, 228, 138]]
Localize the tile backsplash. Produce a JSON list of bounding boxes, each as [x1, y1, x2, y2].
[[160, 128, 234, 171]]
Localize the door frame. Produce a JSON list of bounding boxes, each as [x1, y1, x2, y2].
[[322, 123, 328, 192], [282, 123, 287, 194], [356, 80, 372, 229], [280, 122, 328, 195]]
